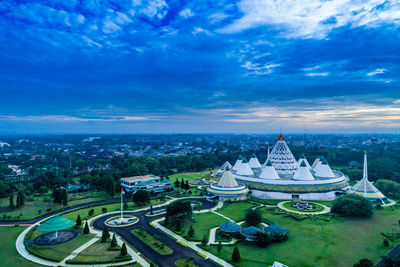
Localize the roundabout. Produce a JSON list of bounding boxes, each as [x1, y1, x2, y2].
[[105, 215, 138, 227], [277, 201, 331, 215], [34, 230, 78, 246]]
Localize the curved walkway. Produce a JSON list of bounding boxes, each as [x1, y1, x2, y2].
[[277, 201, 331, 215]]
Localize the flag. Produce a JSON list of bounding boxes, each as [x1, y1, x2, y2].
[[121, 188, 126, 194]]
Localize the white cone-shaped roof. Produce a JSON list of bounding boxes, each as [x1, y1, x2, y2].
[[314, 159, 335, 178], [259, 160, 280, 179], [293, 160, 315, 180], [217, 168, 239, 188], [235, 158, 254, 176], [249, 154, 262, 169], [350, 152, 386, 200], [219, 161, 232, 171], [232, 155, 243, 171], [311, 158, 320, 170], [268, 134, 298, 175], [297, 154, 311, 170]]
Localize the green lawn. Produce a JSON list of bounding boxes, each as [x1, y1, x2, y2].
[[175, 212, 228, 241], [25, 231, 95, 262], [0, 191, 111, 220], [175, 258, 199, 267], [0, 226, 42, 267], [68, 240, 127, 264], [204, 206, 399, 267], [131, 228, 173, 255], [170, 170, 214, 183], [217, 201, 258, 222]]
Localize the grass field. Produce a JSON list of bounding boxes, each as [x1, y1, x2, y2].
[[0, 191, 111, 220], [68, 240, 123, 264], [175, 212, 228, 241], [0, 226, 42, 267], [217, 201, 258, 222], [26, 232, 95, 262], [131, 228, 173, 255], [204, 204, 399, 267], [170, 170, 214, 183]]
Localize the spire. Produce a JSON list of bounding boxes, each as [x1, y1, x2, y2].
[[363, 151, 368, 181], [249, 154, 262, 168], [235, 159, 254, 176], [293, 159, 315, 181], [259, 160, 280, 179], [232, 156, 243, 171], [277, 133, 285, 141]]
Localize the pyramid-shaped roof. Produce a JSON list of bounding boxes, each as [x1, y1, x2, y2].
[[311, 158, 320, 170], [314, 159, 335, 178], [297, 154, 311, 170], [232, 155, 243, 171], [350, 152, 386, 200], [259, 160, 280, 179], [220, 161, 232, 171], [217, 168, 239, 188], [249, 154, 262, 169], [268, 134, 298, 175], [235, 158, 254, 176], [293, 160, 315, 180]]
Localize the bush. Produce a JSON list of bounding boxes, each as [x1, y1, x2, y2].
[[120, 243, 127, 256], [101, 226, 110, 242], [88, 209, 94, 217], [188, 225, 195, 237], [232, 247, 241, 263], [256, 231, 270, 248], [111, 234, 117, 248], [353, 258, 374, 267], [331, 195, 373, 217], [83, 222, 90, 234], [245, 209, 262, 226], [383, 238, 389, 247], [102, 207, 107, 213], [76, 215, 82, 227]]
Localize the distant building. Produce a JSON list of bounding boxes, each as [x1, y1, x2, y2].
[[120, 175, 172, 193], [348, 161, 360, 169]]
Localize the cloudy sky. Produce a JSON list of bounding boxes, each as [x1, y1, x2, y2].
[[1, 0, 400, 134]]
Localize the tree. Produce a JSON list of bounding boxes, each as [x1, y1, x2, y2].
[[353, 258, 374, 267], [332, 195, 373, 217], [232, 247, 241, 263], [111, 234, 117, 248], [120, 242, 127, 256], [188, 225, 195, 237], [174, 180, 180, 188], [201, 234, 207, 246], [133, 190, 151, 206], [17, 191, 25, 207], [384, 239, 389, 247], [165, 201, 192, 226], [76, 215, 82, 227], [180, 179, 185, 189], [246, 208, 262, 226], [217, 242, 222, 255], [104, 175, 115, 197], [61, 189, 68, 205], [256, 231, 270, 248], [101, 226, 110, 242], [184, 181, 190, 190], [9, 194, 14, 209], [375, 179, 400, 199], [83, 222, 90, 234]]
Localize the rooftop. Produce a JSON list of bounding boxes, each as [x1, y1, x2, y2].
[[121, 175, 160, 182]]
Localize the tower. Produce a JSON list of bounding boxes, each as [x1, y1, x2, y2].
[[267, 134, 298, 175]]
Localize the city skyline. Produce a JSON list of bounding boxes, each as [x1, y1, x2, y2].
[[1, 0, 400, 133]]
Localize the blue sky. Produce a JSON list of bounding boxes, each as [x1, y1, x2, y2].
[[1, 0, 400, 134]]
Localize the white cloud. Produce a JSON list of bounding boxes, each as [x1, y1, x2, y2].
[[179, 8, 194, 18], [219, 0, 400, 39], [208, 12, 229, 24], [140, 0, 169, 19], [241, 61, 280, 75], [192, 27, 211, 35], [305, 72, 329, 77], [367, 68, 386, 76]]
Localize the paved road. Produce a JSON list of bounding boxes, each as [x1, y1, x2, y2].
[[92, 198, 218, 267]]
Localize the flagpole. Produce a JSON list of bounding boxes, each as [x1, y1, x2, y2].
[[121, 190, 123, 220]]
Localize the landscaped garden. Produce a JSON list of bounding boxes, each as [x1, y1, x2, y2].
[[131, 227, 173, 255], [199, 202, 400, 267], [217, 201, 258, 221], [282, 201, 326, 212]]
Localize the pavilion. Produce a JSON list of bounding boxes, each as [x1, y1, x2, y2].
[[207, 167, 249, 201], [219, 221, 242, 234], [240, 226, 261, 242]]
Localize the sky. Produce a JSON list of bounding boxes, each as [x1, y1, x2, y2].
[[1, 0, 400, 134]]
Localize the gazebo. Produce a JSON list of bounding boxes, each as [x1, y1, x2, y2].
[[219, 221, 241, 234], [37, 216, 75, 238], [240, 226, 261, 242], [263, 224, 288, 240]]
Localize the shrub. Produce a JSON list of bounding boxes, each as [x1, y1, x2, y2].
[[331, 195, 373, 217], [246, 208, 262, 226], [101, 226, 110, 242], [353, 258, 374, 267], [88, 209, 94, 217], [383, 238, 389, 247], [102, 207, 107, 213], [232, 247, 241, 263], [120, 243, 127, 256], [83, 222, 90, 234], [76, 215, 82, 227], [188, 225, 195, 237], [256, 231, 271, 248], [111, 234, 117, 248], [201, 234, 207, 246]]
